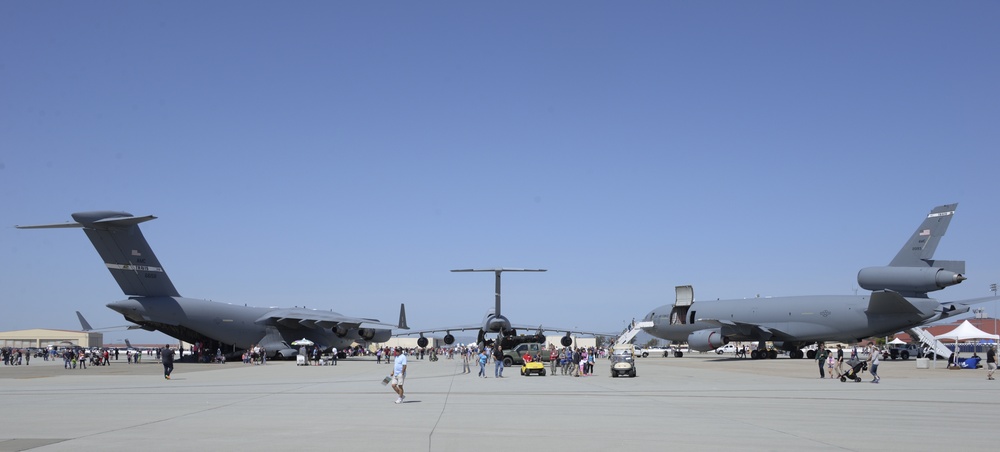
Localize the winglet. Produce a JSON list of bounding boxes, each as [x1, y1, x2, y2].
[[397, 303, 409, 330], [76, 311, 94, 331]]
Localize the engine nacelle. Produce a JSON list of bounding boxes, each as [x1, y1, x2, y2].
[[443, 334, 455, 345], [417, 337, 429, 348], [857, 266, 966, 294], [355, 328, 391, 343], [333, 325, 349, 337], [560, 335, 573, 347], [687, 329, 729, 352]]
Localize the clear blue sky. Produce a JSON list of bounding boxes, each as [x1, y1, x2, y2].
[[2, 2, 998, 345]]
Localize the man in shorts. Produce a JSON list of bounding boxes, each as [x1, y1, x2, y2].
[[391, 348, 407, 404]]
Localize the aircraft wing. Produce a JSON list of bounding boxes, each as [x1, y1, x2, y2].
[[256, 309, 398, 330], [934, 295, 1000, 321], [697, 318, 794, 341], [75, 311, 141, 332], [396, 324, 611, 338], [395, 325, 486, 337], [508, 323, 612, 337]]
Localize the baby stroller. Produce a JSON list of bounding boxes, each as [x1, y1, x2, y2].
[[840, 357, 867, 382]]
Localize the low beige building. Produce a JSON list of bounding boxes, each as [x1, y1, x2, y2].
[[0, 328, 102, 349]]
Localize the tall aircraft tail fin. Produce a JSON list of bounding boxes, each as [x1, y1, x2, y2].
[[889, 204, 958, 268], [858, 204, 966, 297], [17, 211, 180, 297], [397, 303, 409, 330]]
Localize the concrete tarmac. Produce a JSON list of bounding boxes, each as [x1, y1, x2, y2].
[[1, 354, 997, 451]]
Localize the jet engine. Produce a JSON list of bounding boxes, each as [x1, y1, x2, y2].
[[333, 325, 349, 338], [560, 335, 573, 347], [687, 329, 728, 352], [417, 336, 429, 348], [857, 266, 965, 294], [356, 328, 391, 343], [443, 334, 455, 345]]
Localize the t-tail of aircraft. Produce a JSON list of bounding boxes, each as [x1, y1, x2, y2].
[[857, 203, 966, 298], [17, 211, 180, 297]]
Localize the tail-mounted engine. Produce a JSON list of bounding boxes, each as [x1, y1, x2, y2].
[[857, 266, 966, 294]]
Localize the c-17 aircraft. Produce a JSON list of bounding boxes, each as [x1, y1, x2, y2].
[[641, 203, 999, 359], [400, 268, 605, 349], [17, 211, 407, 359]]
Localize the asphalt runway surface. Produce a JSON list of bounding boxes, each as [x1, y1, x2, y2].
[[1, 353, 996, 451]]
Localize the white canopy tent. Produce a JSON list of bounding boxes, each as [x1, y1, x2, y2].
[[934, 320, 999, 367], [888, 337, 907, 345], [934, 320, 999, 342]]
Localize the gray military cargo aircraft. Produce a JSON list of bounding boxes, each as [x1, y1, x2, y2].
[[641, 203, 999, 359], [399, 268, 605, 349], [18, 211, 407, 359]]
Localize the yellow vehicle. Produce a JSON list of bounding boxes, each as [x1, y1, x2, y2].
[[520, 359, 546, 376]]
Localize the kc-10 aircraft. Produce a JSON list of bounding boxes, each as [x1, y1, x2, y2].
[[18, 211, 407, 358], [641, 203, 999, 359]]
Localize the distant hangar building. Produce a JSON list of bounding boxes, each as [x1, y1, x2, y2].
[[0, 329, 103, 349]]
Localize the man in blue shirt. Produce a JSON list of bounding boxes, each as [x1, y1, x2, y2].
[[391, 348, 407, 404]]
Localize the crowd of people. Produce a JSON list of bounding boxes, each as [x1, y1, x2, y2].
[[365, 343, 610, 378], [0, 346, 164, 369]]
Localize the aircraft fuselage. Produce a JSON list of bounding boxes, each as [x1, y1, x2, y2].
[[107, 297, 381, 355], [643, 294, 939, 347]]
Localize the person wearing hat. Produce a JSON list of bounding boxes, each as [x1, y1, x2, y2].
[[390, 347, 407, 404]]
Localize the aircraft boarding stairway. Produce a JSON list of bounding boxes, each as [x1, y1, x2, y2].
[[615, 320, 653, 346], [905, 327, 952, 359]]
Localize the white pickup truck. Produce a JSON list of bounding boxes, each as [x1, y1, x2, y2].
[[714, 344, 738, 354], [637, 346, 672, 358]]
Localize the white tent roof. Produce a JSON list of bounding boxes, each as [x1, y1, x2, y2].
[[888, 337, 907, 345], [934, 320, 1000, 341]]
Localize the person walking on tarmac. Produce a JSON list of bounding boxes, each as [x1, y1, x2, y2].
[[987, 346, 996, 380], [390, 348, 407, 404], [493, 343, 505, 378], [815, 344, 828, 378], [161, 344, 175, 380]]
